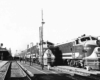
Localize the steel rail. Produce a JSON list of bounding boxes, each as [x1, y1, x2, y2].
[[3, 61, 11, 80], [16, 61, 33, 80]]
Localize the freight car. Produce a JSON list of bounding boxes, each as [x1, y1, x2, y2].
[[54, 35, 100, 70]]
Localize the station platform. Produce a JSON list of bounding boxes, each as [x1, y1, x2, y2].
[[53, 66, 100, 75], [0, 61, 8, 68]]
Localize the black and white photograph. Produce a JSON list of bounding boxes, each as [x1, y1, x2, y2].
[[0, 0, 100, 80]]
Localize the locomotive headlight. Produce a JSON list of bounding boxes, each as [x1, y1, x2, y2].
[[96, 40, 100, 46], [97, 48, 100, 52], [96, 48, 100, 57]]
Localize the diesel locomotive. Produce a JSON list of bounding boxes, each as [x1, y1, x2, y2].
[[54, 35, 100, 70]]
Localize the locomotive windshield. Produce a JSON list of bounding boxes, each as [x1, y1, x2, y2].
[[91, 37, 97, 40], [76, 39, 79, 44], [75, 36, 96, 45], [81, 37, 90, 42]]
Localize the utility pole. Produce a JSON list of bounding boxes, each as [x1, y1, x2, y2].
[[39, 27, 41, 64], [40, 9, 45, 70]]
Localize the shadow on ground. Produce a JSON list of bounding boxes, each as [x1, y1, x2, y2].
[[10, 73, 74, 80], [10, 72, 96, 80], [33, 73, 75, 80]]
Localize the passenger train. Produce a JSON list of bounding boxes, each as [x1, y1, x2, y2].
[[20, 35, 100, 70], [26, 41, 55, 66]]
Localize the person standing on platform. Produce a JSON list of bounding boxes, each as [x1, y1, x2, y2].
[[30, 55, 31, 65]]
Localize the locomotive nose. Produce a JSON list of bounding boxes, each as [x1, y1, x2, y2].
[[96, 47, 100, 56]]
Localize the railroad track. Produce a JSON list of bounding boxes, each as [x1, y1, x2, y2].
[[18, 61, 100, 80], [0, 61, 11, 80], [4, 61, 99, 80], [0, 61, 34, 80]]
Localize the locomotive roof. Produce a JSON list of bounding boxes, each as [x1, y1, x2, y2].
[[55, 41, 74, 47], [76, 35, 97, 40], [39, 41, 54, 45], [55, 35, 97, 47]]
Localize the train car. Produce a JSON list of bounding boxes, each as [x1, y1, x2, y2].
[[54, 35, 100, 70], [24, 41, 55, 66], [26, 45, 39, 63]]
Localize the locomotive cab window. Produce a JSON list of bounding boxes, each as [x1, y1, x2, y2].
[[76, 39, 79, 44], [81, 37, 90, 42], [91, 37, 97, 40]]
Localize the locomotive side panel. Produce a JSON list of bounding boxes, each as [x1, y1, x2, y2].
[[53, 42, 74, 65], [58, 42, 73, 53], [73, 45, 84, 59]]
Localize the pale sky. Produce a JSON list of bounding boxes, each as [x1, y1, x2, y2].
[[0, 0, 100, 56]]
